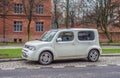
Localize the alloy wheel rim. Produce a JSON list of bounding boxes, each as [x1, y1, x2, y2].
[[40, 52, 52, 64], [89, 50, 98, 61]]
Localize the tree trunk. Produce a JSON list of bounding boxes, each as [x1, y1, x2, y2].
[[66, 0, 69, 28], [103, 25, 113, 42], [54, 0, 59, 29], [56, 21, 59, 28], [27, 21, 31, 41], [3, 16, 6, 43], [70, 17, 74, 28]]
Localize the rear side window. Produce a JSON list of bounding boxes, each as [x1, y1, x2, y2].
[[78, 31, 95, 41]]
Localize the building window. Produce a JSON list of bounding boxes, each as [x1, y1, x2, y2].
[[36, 22, 44, 32], [14, 4, 23, 14], [36, 5, 44, 14], [14, 21, 22, 32]]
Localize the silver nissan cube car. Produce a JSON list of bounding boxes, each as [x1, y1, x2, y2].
[[22, 28, 102, 65]]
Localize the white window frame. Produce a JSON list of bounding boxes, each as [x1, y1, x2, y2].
[[36, 5, 44, 14], [14, 4, 23, 14], [14, 21, 22, 32], [36, 22, 44, 32]]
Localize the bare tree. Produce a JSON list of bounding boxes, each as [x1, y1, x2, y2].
[[55, 0, 111, 29], [86, 0, 120, 42], [56, 0, 83, 28], [66, 0, 82, 28], [111, 0, 120, 27], [54, 0, 70, 28], [96, 0, 118, 42], [22, 0, 44, 41], [53, 0, 62, 29], [0, 0, 12, 42], [69, 0, 78, 28], [22, 0, 35, 41], [75, 0, 84, 26]]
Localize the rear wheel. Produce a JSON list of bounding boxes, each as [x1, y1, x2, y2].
[[88, 49, 99, 62], [39, 51, 53, 65]]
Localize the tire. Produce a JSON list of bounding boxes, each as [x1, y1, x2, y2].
[[39, 51, 53, 65], [88, 49, 99, 62]]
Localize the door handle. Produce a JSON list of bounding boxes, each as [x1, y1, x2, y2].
[[72, 42, 76, 45]]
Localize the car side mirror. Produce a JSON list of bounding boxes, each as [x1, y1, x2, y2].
[[35, 39, 39, 40], [56, 38, 62, 42]]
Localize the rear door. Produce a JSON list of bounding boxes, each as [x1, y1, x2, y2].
[[76, 31, 95, 55]]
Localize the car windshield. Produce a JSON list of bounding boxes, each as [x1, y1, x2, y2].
[[39, 30, 57, 42]]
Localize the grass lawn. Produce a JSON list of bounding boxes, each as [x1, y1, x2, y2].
[[102, 49, 120, 54], [100, 42, 120, 45], [0, 48, 22, 59], [0, 48, 120, 59]]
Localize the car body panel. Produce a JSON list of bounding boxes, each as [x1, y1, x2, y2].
[[22, 28, 102, 62]]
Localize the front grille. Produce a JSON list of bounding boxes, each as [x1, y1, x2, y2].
[[25, 45, 30, 49], [22, 52, 28, 58]]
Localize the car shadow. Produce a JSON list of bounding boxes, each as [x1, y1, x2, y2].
[[23, 58, 102, 66], [52, 58, 88, 64]]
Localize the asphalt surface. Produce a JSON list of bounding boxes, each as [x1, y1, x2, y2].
[[0, 65, 120, 78]]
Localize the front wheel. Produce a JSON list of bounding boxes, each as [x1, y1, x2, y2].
[[88, 49, 100, 62], [39, 51, 53, 65]]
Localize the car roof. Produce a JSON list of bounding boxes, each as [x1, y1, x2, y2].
[[50, 28, 97, 32]]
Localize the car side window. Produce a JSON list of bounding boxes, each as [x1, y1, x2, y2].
[[58, 32, 74, 41], [78, 31, 95, 41]]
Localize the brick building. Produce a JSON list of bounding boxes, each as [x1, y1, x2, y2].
[[0, 0, 52, 42]]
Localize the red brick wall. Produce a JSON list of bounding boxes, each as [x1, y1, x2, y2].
[[0, 0, 52, 42], [99, 32, 120, 42], [0, 16, 52, 42]]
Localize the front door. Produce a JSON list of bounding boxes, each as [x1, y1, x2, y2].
[[55, 31, 76, 57]]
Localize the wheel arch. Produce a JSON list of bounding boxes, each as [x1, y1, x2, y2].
[[88, 48, 100, 55], [88, 45, 102, 56], [38, 50, 54, 61]]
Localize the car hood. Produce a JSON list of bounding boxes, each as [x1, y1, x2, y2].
[[25, 40, 49, 46]]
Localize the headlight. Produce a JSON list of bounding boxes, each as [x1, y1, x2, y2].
[[25, 45, 36, 51], [28, 46, 36, 51]]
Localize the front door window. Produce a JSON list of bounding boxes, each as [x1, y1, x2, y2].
[[58, 32, 74, 42]]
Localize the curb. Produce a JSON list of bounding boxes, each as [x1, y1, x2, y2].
[[101, 54, 120, 57], [0, 58, 24, 62]]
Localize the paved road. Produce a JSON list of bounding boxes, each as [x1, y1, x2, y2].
[[0, 56, 120, 78], [0, 65, 120, 78]]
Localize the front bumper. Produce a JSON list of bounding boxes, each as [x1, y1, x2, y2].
[[22, 48, 38, 61]]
